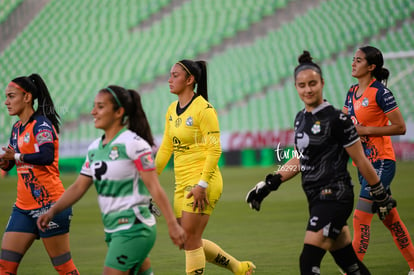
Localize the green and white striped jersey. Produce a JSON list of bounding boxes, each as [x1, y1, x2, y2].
[[80, 128, 156, 233]]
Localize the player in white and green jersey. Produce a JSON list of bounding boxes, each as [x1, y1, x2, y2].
[[81, 129, 156, 232], [38, 85, 186, 275]]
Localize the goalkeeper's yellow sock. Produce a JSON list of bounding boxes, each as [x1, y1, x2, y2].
[[352, 209, 374, 261], [203, 239, 247, 273], [185, 247, 205, 275], [382, 207, 414, 269]]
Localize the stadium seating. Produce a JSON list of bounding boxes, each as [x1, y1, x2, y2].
[[0, 0, 413, 149], [0, 0, 23, 23]]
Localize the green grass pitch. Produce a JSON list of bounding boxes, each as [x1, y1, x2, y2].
[[0, 162, 413, 274]]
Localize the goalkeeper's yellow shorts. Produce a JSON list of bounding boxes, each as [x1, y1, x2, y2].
[[174, 171, 223, 218]]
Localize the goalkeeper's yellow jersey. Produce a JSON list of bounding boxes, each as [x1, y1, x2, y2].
[[155, 95, 222, 185]]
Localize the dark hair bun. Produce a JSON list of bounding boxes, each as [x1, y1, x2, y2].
[[298, 50, 313, 64]]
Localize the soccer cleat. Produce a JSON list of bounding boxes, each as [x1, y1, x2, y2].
[[235, 261, 256, 275], [408, 269, 414, 275]]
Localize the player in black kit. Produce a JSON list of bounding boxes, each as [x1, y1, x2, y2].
[[246, 51, 396, 275]]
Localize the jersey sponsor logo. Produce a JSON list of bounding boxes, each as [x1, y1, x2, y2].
[[36, 130, 53, 146], [175, 118, 182, 127], [172, 136, 189, 151], [93, 161, 108, 180], [109, 146, 119, 160], [311, 121, 321, 134], [186, 116, 193, 126], [296, 132, 309, 151]]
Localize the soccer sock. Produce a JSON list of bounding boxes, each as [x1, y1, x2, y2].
[[185, 247, 205, 275], [382, 207, 414, 269], [51, 252, 79, 275], [299, 244, 326, 275], [0, 249, 22, 275], [352, 209, 374, 261], [202, 239, 241, 273], [330, 244, 370, 275]]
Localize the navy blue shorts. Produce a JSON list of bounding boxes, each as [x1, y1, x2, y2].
[[358, 159, 395, 200], [5, 204, 73, 239]]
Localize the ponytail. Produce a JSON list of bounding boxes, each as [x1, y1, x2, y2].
[[127, 89, 155, 146], [359, 46, 390, 86], [177, 59, 208, 100], [11, 73, 61, 133], [102, 85, 154, 146]]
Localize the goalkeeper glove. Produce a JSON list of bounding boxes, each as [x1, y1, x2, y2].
[[246, 173, 282, 211], [370, 181, 397, 220]]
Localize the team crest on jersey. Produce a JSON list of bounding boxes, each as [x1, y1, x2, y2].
[[362, 97, 369, 107], [186, 116, 193, 126], [169, 115, 173, 121], [109, 146, 119, 160], [175, 118, 182, 127], [311, 121, 321, 134], [24, 132, 30, 143]]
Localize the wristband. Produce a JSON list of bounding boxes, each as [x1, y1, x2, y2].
[[14, 153, 21, 161], [197, 180, 208, 188]]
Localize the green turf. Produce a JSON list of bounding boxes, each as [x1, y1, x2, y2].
[[0, 162, 413, 274]]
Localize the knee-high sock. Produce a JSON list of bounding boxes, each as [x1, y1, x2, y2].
[[202, 239, 242, 273], [330, 244, 370, 275], [51, 252, 79, 275], [185, 247, 205, 275], [382, 207, 414, 269], [352, 209, 374, 261], [299, 244, 326, 275], [0, 249, 22, 275]]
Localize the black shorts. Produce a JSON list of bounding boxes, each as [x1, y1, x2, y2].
[[306, 200, 353, 240]]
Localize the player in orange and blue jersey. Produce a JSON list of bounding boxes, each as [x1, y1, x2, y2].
[[343, 46, 414, 274], [0, 74, 79, 275]]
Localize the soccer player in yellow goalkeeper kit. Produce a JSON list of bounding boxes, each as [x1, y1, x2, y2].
[[155, 59, 255, 275]]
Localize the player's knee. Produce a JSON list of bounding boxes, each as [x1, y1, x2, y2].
[[0, 249, 23, 274], [299, 244, 326, 275], [51, 252, 79, 275]]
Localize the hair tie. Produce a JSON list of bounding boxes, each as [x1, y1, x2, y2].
[[106, 87, 122, 107]]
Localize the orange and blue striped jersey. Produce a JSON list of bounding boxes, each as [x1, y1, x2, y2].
[[7, 114, 64, 209], [343, 79, 398, 162]]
